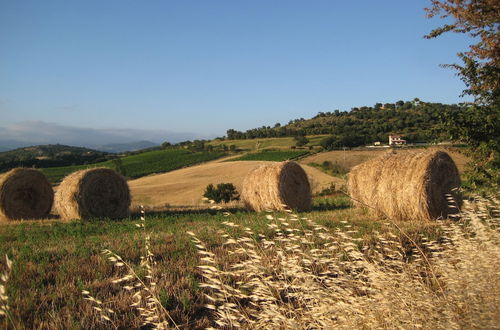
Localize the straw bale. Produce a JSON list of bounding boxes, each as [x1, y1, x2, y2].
[[348, 150, 461, 221], [242, 161, 311, 212], [0, 168, 54, 220], [55, 168, 130, 220]]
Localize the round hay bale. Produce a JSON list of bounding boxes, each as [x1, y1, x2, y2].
[[241, 161, 311, 212], [55, 168, 130, 220], [0, 168, 54, 221], [348, 150, 461, 221]]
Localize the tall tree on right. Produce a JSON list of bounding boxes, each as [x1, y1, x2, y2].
[[425, 0, 499, 189]]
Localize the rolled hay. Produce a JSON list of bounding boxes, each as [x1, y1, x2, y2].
[[55, 168, 130, 220], [0, 168, 54, 221], [348, 150, 461, 221], [242, 161, 311, 212]]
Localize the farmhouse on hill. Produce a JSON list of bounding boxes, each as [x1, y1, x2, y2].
[[389, 135, 406, 146]]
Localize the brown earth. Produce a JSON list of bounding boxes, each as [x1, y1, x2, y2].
[[128, 161, 342, 208]]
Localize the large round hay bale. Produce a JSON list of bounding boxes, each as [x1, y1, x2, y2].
[[241, 161, 311, 212], [0, 168, 54, 221], [55, 168, 130, 220], [348, 150, 461, 221]]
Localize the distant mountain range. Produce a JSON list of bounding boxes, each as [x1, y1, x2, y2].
[[0, 140, 159, 154], [0, 120, 203, 152]]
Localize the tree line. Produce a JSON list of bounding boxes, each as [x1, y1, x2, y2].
[[223, 99, 463, 148]]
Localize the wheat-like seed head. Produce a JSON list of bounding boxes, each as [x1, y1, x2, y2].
[[191, 194, 500, 329]]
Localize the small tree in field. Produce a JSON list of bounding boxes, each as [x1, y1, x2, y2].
[[203, 183, 240, 203], [294, 135, 309, 147]]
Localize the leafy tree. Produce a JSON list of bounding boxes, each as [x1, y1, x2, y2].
[[294, 135, 309, 147], [112, 158, 127, 177], [425, 0, 500, 188], [426, 0, 499, 103], [203, 183, 240, 203], [189, 140, 206, 152]]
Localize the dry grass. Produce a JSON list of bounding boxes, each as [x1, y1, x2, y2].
[[83, 207, 178, 329], [0, 255, 13, 323], [0, 193, 498, 328], [191, 195, 499, 329]]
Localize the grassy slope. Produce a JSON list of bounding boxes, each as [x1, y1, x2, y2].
[[0, 197, 444, 329], [41, 149, 226, 184], [208, 135, 328, 151]]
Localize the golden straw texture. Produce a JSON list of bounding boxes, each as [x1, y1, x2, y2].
[[348, 150, 461, 221], [0, 168, 54, 220], [242, 161, 311, 212], [55, 168, 130, 220]]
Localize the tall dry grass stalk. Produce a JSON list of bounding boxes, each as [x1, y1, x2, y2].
[[191, 195, 499, 329], [83, 206, 178, 329], [0, 254, 14, 329]]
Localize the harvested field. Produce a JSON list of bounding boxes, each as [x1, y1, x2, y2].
[[128, 161, 341, 208]]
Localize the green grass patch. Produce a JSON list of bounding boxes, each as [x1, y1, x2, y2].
[[312, 195, 351, 210], [308, 161, 349, 179], [230, 149, 310, 162], [0, 206, 446, 329], [41, 149, 226, 183]]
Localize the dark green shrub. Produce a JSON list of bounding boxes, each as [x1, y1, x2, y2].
[[203, 183, 240, 203]]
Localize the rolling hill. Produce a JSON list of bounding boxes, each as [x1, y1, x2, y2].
[[41, 148, 227, 183], [0, 144, 110, 173], [223, 99, 462, 147]]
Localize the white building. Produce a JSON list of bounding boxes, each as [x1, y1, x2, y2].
[[389, 135, 406, 146]]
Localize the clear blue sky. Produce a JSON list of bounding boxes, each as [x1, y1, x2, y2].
[[0, 0, 473, 140]]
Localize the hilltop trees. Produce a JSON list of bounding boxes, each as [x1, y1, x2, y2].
[[222, 100, 461, 147], [425, 0, 500, 188]]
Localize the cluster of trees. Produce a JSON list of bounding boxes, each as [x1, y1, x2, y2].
[[161, 140, 237, 153], [224, 99, 460, 147]]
